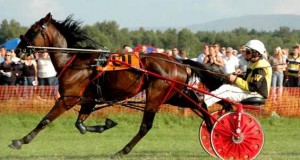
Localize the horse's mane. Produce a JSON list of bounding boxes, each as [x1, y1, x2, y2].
[[51, 15, 88, 48], [181, 59, 225, 91]]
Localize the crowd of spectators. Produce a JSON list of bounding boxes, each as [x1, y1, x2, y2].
[[0, 46, 57, 86], [2, 42, 300, 91]]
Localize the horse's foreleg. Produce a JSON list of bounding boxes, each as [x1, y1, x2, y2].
[[115, 111, 156, 156], [9, 98, 74, 150], [75, 103, 117, 134]]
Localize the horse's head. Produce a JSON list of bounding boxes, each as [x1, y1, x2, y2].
[[16, 13, 95, 71], [16, 13, 66, 58], [16, 13, 52, 57]]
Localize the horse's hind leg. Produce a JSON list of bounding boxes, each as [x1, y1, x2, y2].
[[198, 102, 213, 132], [115, 111, 156, 156], [9, 98, 75, 150], [169, 90, 213, 132], [218, 101, 233, 112], [75, 103, 118, 134]]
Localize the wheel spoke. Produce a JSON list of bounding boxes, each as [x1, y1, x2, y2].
[[211, 112, 264, 159]]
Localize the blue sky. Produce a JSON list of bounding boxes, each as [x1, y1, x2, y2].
[[0, 0, 299, 28]]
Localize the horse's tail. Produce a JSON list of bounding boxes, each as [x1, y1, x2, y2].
[[181, 59, 224, 91], [181, 59, 208, 75]]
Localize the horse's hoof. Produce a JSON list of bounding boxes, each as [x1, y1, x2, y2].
[[75, 122, 87, 134], [111, 151, 123, 159], [105, 118, 118, 128], [9, 139, 22, 150]]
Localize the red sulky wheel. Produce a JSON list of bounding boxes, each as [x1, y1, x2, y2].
[[210, 112, 264, 160], [199, 110, 225, 157]]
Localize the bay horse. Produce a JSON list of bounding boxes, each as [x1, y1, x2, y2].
[[9, 13, 225, 156]]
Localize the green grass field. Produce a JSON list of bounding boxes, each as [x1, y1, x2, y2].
[[1, 113, 300, 160]]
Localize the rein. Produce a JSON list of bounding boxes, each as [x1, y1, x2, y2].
[[82, 35, 110, 51], [203, 70, 230, 82], [140, 54, 185, 66], [140, 54, 230, 81]]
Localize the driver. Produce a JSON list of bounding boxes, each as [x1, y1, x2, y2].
[[203, 39, 272, 107]]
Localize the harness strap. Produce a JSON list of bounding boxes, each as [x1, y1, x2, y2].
[[79, 70, 105, 96], [129, 52, 145, 98], [102, 52, 145, 99], [159, 54, 178, 106], [108, 54, 180, 107], [57, 54, 77, 79]]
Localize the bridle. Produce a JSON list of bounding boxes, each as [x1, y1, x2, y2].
[[18, 19, 49, 54]]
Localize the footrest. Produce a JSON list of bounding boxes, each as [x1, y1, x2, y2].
[[240, 97, 265, 105]]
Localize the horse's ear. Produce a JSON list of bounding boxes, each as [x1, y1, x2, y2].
[[44, 12, 52, 23]]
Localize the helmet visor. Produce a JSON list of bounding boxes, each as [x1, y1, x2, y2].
[[245, 47, 259, 55]]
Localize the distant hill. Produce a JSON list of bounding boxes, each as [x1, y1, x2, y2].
[[186, 14, 300, 32]]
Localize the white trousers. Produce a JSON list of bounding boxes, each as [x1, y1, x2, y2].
[[204, 84, 263, 107]]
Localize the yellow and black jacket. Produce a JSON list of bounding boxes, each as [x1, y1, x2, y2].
[[234, 58, 272, 98], [286, 55, 300, 77]]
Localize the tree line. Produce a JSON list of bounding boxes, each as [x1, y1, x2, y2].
[[1, 19, 300, 58]]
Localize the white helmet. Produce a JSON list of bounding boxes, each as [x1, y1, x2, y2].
[[245, 39, 266, 55]]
